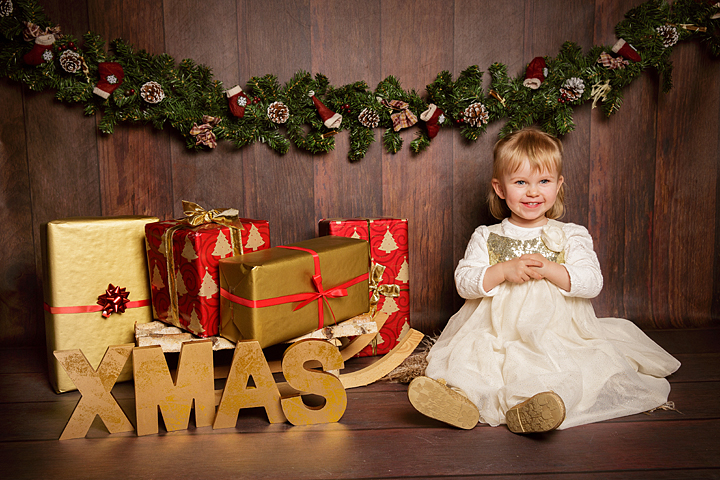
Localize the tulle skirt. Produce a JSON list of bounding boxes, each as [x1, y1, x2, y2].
[[425, 279, 681, 429]]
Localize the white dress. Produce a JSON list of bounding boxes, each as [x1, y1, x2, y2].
[[425, 219, 681, 429]]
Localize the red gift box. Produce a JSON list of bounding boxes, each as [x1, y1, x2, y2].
[[319, 218, 409, 356], [145, 202, 270, 337]]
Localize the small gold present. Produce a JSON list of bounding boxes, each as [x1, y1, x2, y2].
[[219, 236, 370, 348]]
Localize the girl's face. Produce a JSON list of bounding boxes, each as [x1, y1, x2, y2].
[[491, 159, 563, 228]]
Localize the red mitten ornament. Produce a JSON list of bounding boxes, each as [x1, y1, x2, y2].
[[23, 34, 55, 66], [419, 103, 444, 139], [93, 62, 124, 99], [310, 92, 342, 129], [226, 85, 250, 118], [523, 56, 547, 89], [612, 39, 641, 62]]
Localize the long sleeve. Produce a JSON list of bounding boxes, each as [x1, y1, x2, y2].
[[560, 223, 603, 299], [454, 226, 498, 299]]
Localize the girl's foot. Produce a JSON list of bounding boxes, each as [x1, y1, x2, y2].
[[407, 376, 479, 429], [505, 391, 565, 434]]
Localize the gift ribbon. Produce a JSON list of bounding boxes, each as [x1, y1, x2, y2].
[[44, 300, 150, 315], [369, 263, 400, 312], [220, 245, 369, 330], [162, 201, 244, 326], [368, 261, 406, 355], [44, 284, 149, 317]]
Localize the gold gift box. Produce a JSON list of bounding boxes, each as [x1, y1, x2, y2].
[[219, 236, 370, 348], [42, 216, 158, 393]]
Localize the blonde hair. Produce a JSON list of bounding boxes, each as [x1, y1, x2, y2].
[[487, 127, 566, 220]]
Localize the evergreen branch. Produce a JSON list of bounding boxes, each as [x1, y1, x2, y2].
[[0, 0, 717, 161]]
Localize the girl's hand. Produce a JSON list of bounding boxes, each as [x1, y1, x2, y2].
[[523, 253, 571, 291], [483, 257, 543, 291], [500, 256, 545, 284], [521, 253, 551, 277]]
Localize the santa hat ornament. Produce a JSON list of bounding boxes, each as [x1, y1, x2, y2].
[[420, 103, 445, 139], [23, 34, 56, 66], [523, 57, 548, 89], [612, 39, 642, 62], [226, 85, 250, 118], [309, 92, 342, 129], [93, 62, 124, 99]]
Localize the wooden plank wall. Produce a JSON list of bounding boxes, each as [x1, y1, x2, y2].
[[1, 0, 719, 347]]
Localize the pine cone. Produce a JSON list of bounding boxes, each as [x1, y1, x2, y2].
[[267, 101, 289, 124], [462, 102, 489, 127], [140, 81, 165, 104], [358, 108, 379, 128], [560, 77, 585, 102], [656, 25, 679, 48], [0, 0, 13, 17], [59, 50, 82, 73]]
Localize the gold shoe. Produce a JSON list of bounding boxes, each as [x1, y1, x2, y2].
[[407, 376, 479, 429], [505, 391, 566, 434]]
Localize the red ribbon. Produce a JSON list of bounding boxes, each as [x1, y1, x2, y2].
[[44, 299, 150, 315], [220, 245, 369, 330]]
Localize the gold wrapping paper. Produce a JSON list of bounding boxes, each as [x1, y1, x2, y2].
[[219, 236, 370, 348], [43, 216, 158, 393]]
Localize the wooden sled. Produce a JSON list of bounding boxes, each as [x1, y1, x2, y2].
[[264, 311, 425, 388]]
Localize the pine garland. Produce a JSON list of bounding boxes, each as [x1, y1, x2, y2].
[[0, 0, 718, 161]]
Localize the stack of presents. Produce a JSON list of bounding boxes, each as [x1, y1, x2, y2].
[[42, 201, 410, 394]]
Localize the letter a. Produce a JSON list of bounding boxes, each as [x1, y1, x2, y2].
[[214, 340, 286, 429], [54, 345, 135, 440], [134, 340, 215, 436], [281, 339, 347, 426]]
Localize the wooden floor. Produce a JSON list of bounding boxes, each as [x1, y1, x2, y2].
[[1, 327, 719, 480]]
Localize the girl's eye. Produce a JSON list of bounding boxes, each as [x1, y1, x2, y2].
[[540, 179, 550, 184]]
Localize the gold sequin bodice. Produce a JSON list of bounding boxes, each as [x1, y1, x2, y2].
[[487, 232, 565, 265]]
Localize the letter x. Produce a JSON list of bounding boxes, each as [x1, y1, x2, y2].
[[54, 345, 135, 440]]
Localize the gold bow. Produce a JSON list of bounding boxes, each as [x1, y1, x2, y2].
[[182, 200, 239, 226], [368, 263, 400, 313]]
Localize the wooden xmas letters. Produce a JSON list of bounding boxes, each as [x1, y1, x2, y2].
[[54, 313, 424, 440], [54, 338, 350, 439]]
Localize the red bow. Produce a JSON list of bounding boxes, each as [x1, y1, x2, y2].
[[97, 284, 131, 318]]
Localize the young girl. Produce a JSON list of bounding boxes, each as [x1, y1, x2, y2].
[[408, 127, 681, 433]]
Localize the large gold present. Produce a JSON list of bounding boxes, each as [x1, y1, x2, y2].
[[219, 236, 370, 348], [42, 216, 158, 393]]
